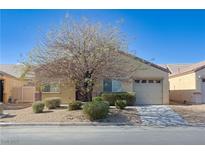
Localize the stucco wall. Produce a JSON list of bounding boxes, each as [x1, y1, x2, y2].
[[169, 69, 205, 104], [41, 54, 169, 105], [41, 81, 75, 103], [169, 73, 196, 90], [0, 76, 25, 103], [170, 90, 198, 103], [93, 55, 169, 105]]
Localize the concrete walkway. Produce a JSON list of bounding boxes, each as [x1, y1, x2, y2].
[[136, 105, 188, 126]]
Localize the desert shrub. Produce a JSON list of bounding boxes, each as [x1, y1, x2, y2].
[[44, 97, 61, 109], [32, 101, 45, 113], [115, 100, 127, 109], [92, 96, 103, 102], [83, 101, 109, 121], [101, 92, 135, 106], [68, 101, 82, 110]]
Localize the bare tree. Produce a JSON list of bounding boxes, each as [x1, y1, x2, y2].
[[27, 17, 140, 101]]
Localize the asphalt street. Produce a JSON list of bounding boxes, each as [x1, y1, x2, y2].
[[1, 125, 205, 145]]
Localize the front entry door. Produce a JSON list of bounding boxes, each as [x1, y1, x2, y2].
[[0, 80, 4, 102]]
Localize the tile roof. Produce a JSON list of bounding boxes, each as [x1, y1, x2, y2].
[[119, 51, 170, 73], [167, 61, 205, 77], [0, 64, 34, 79]]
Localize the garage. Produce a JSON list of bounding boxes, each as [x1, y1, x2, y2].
[[202, 79, 205, 103], [134, 79, 163, 105]]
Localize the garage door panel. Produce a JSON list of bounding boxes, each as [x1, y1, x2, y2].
[[202, 79, 205, 103], [134, 80, 162, 105]]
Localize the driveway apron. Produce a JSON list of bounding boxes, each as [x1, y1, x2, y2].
[[136, 105, 188, 126]]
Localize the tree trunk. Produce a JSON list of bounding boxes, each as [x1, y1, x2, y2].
[[76, 81, 93, 102], [75, 71, 94, 102]]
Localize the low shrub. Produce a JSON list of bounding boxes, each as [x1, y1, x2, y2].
[[32, 101, 45, 113], [44, 97, 61, 109], [68, 101, 82, 110], [92, 96, 103, 102], [101, 92, 135, 106], [115, 100, 127, 109], [83, 101, 109, 121]]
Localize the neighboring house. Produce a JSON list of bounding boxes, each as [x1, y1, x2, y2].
[[40, 52, 170, 105], [0, 64, 35, 103], [167, 61, 205, 104]]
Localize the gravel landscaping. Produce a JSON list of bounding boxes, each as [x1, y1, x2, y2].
[[97, 107, 141, 125], [0, 104, 141, 125], [170, 104, 205, 126], [3, 103, 205, 126]]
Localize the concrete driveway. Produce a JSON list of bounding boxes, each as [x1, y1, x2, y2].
[[136, 105, 188, 126], [1, 125, 205, 145]]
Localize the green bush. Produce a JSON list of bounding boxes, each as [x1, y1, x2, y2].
[[115, 100, 127, 109], [101, 92, 135, 106], [92, 96, 103, 102], [83, 101, 109, 121], [69, 101, 82, 110], [44, 97, 61, 109], [32, 101, 45, 113]]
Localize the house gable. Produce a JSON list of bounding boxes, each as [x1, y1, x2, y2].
[[119, 51, 170, 73]]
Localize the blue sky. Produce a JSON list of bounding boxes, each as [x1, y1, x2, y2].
[[1, 9, 205, 64]]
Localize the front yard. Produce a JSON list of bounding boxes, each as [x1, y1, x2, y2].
[[170, 104, 205, 126], [1, 102, 205, 127], [0, 104, 141, 125]]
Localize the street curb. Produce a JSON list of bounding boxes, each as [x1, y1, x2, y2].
[[1, 122, 205, 128], [0, 122, 137, 127]]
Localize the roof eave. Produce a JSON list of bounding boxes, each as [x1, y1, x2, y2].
[[119, 51, 170, 73], [194, 65, 205, 72], [0, 71, 19, 79]]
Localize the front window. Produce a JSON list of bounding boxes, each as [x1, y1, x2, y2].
[[103, 79, 123, 92], [42, 83, 60, 93]]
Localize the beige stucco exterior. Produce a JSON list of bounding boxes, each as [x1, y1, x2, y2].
[[0, 75, 25, 103], [90, 55, 169, 105], [41, 54, 170, 105], [170, 73, 196, 90], [169, 68, 205, 104], [41, 81, 75, 103]]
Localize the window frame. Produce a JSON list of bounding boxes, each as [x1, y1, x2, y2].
[[41, 82, 61, 93], [135, 80, 140, 83], [141, 80, 147, 83], [155, 80, 161, 83], [135, 79, 162, 84], [148, 80, 154, 83], [103, 79, 123, 92]]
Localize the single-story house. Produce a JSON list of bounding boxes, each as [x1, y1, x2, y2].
[[167, 61, 205, 104], [40, 52, 170, 105], [0, 64, 35, 103]]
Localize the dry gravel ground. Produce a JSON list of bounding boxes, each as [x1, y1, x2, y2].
[[170, 104, 205, 125], [0, 105, 141, 125], [97, 107, 141, 125], [3, 102, 32, 110]]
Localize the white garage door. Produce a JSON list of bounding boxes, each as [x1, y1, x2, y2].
[[202, 79, 205, 103], [134, 79, 163, 105]]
